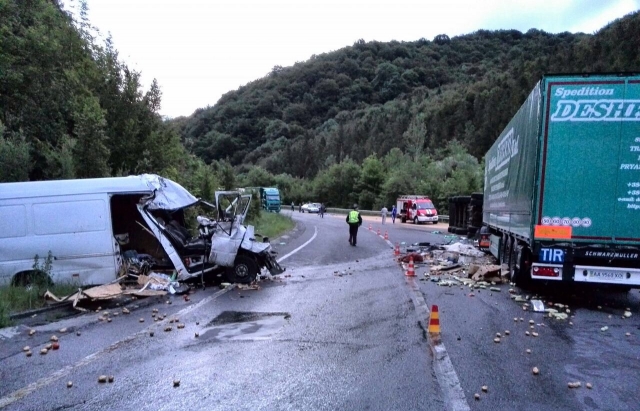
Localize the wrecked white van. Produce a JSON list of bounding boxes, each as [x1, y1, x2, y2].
[[0, 174, 284, 286]]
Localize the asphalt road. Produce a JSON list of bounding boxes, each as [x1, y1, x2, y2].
[[0, 211, 638, 410]]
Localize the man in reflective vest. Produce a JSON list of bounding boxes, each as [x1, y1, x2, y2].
[[346, 203, 363, 246]]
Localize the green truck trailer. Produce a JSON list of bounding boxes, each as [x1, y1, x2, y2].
[[483, 73, 640, 289], [259, 187, 281, 212]]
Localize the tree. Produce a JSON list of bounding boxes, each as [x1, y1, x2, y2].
[[73, 96, 111, 178], [0, 122, 31, 182], [403, 113, 427, 162]]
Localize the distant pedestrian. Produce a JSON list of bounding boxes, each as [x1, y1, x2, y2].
[[319, 203, 325, 218], [391, 205, 397, 224], [346, 204, 363, 246], [291, 201, 295, 212], [381, 205, 388, 224], [299, 203, 302, 213]]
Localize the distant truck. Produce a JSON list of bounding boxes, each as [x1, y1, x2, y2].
[[259, 187, 281, 212], [482, 73, 640, 289], [397, 195, 438, 224]]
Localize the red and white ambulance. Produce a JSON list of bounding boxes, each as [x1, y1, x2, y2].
[[396, 195, 438, 224]]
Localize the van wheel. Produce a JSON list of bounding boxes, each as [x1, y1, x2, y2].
[[413, 217, 418, 224], [226, 255, 258, 284], [11, 270, 53, 288]]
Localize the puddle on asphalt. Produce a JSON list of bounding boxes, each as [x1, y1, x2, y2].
[[201, 311, 290, 341]]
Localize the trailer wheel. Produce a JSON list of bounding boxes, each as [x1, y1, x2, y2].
[[511, 245, 532, 288], [226, 255, 258, 284]]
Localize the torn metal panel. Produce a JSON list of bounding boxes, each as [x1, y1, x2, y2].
[[140, 174, 197, 211]]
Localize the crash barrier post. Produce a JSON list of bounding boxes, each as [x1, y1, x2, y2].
[[428, 305, 441, 333], [384, 231, 388, 240], [394, 243, 400, 256], [405, 256, 416, 277], [377, 228, 380, 236]]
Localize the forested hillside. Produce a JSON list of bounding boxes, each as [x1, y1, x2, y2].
[[170, 11, 640, 208], [3, 1, 640, 210], [178, 13, 640, 175], [0, 0, 219, 199]]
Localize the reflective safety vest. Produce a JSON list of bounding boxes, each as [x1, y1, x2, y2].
[[348, 210, 360, 223]]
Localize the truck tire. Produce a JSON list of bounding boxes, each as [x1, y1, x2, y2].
[[454, 227, 468, 235], [447, 226, 454, 233], [511, 245, 532, 288], [401, 217, 406, 223], [226, 254, 258, 284]]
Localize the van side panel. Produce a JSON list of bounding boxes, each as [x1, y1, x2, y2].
[[0, 194, 117, 286]]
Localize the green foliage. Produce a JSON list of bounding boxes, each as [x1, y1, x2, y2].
[[173, 12, 640, 181], [0, 121, 32, 182], [247, 211, 295, 240], [244, 188, 262, 223], [0, 0, 186, 181]]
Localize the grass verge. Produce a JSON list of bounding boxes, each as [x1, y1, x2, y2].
[[0, 283, 79, 328], [249, 211, 295, 240]]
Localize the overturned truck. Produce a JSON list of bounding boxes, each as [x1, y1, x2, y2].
[[0, 174, 284, 287]]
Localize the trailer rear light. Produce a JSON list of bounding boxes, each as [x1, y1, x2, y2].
[[532, 266, 560, 277]]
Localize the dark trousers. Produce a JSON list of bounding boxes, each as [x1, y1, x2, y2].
[[348, 224, 359, 245]]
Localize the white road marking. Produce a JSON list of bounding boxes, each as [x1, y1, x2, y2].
[[0, 286, 235, 409], [276, 226, 318, 263], [405, 277, 470, 411]]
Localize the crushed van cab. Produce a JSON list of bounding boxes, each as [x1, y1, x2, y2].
[[0, 174, 284, 287]]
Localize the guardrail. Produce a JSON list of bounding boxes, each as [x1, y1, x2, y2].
[[326, 207, 449, 222]]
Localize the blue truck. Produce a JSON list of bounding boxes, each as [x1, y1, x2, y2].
[[259, 187, 281, 212]]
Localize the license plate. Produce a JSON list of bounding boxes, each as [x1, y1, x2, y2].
[[589, 270, 624, 280]]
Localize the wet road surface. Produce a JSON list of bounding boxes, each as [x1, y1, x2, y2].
[[0, 211, 639, 410]]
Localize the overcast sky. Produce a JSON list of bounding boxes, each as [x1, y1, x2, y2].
[[68, 0, 640, 118]]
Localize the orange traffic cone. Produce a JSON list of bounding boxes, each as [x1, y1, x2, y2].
[[377, 228, 381, 236], [384, 231, 388, 240], [405, 256, 416, 277], [428, 305, 441, 333], [394, 243, 400, 256]]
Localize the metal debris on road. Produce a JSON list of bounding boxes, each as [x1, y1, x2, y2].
[[531, 300, 545, 312], [568, 382, 582, 388]]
